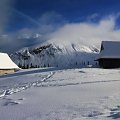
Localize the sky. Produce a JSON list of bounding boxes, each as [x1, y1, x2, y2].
[[1, 0, 120, 53], [6, 0, 120, 31]]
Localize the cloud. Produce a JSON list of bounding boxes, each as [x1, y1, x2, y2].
[[86, 13, 99, 21], [49, 15, 120, 48], [37, 11, 67, 34], [0, 0, 14, 34], [1, 13, 120, 53], [0, 11, 67, 53], [13, 9, 41, 27], [11, 11, 67, 35], [11, 10, 67, 34]]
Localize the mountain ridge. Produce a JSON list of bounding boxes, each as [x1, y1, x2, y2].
[[11, 38, 99, 68]]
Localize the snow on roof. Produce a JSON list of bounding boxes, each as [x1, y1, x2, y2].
[[0, 53, 19, 69], [98, 41, 120, 59]]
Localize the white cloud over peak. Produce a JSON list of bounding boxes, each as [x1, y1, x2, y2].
[[48, 15, 119, 48], [1, 14, 120, 53]]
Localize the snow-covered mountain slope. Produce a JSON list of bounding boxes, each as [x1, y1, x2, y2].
[[11, 39, 99, 68]]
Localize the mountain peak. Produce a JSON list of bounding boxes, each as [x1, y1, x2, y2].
[[11, 40, 99, 68]]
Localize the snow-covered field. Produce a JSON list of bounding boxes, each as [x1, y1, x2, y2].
[[0, 67, 120, 120]]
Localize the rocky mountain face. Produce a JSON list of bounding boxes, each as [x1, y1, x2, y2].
[[11, 41, 99, 68]]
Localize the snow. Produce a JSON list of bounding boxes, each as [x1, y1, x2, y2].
[[98, 41, 120, 59], [0, 53, 19, 69], [0, 67, 120, 120], [11, 42, 98, 68]]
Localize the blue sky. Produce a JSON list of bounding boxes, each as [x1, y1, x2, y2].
[[1, 0, 120, 53], [7, 0, 120, 32]]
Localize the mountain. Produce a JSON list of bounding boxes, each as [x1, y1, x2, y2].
[[11, 37, 99, 68]]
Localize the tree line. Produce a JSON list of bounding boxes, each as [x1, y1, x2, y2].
[[18, 61, 98, 69]]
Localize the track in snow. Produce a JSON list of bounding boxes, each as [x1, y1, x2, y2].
[[0, 71, 55, 98]]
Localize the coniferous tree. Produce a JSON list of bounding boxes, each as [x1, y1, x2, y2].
[[18, 63, 22, 68], [48, 63, 50, 67], [44, 64, 46, 67], [30, 63, 33, 68], [26, 64, 29, 69]]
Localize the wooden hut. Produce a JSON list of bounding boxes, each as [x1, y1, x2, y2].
[[0, 53, 20, 75], [96, 41, 120, 68]]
